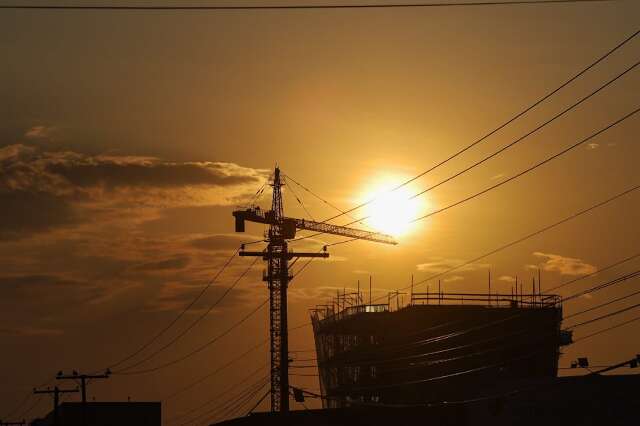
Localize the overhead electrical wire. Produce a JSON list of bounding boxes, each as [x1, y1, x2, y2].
[[356, 184, 640, 304], [409, 185, 639, 292], [189, 376, 269, 426], [297, 59, 640, 246], [165, 363, 268, 425], [115, 256, 261, 373], [284, 176, 316, 221], [291, 27, 639, 232], [546, 252, 640, 293], [315, 269, 640, 366], [564, 288, 640, 321], [106, 248, 239, 370], [573, 314, 640, 343], [338, 308, 637, 392], [163, 339, 269, 401], [566, 301, 640, 329], [285, 173, 373, 229], [0, 1, 616, 11], [328, 95, 640, 247], [561, 270, 640, 303], [217, 381, 270, 423], [115, 298, 269, 375]]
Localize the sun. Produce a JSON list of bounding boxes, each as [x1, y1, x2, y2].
[[360, 179, 426, 237]]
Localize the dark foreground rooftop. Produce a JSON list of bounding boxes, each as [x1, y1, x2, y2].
[[215, 374, 640, 426], [30, 401, 160, 426]]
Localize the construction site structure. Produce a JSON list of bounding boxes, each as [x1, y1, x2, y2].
[[311, 287, 570, 407]]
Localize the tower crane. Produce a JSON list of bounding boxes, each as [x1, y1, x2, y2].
[[233, 166, 397, 413]]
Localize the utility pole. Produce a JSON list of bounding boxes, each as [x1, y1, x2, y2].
[[33, 386, 78, 426], [233, 166, 396, 413], [56, 370, 110, 426], [56, 370, 110, 404]]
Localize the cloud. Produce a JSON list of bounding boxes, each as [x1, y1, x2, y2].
[[0, 144, 268, 239], [190, 234, 258, 251], [24, 125, 56, 140], [132, 256, 190, 272], [0, 190, 80, 240], [532, 252, 597, 276], [498, 275, 516, 283], [443, 275, 464, 283], [416, 257, 490, 274], [490, 173, 505, 181], [0, 326, 64, 337], [586, 142, 600, 150]]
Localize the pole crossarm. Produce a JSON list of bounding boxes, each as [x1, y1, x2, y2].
[[239, 251, 329, 259], [33, 388, 78, 395]]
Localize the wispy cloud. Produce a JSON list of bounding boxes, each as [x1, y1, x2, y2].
[[416, 257, 490, 274], [24, 125, 56, 140], [532, 252, 596, 276]]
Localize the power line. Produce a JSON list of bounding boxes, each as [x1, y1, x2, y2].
[[116, 241, 315, 376], [246, 389, 271, 417], [566, 301, 640, 329], [292, 27, 639, 232], [165, 363, 268, 424], [561, 270, 640, 303], [162, 339, 269, 401], [546, 252, 640, 293], [283, 177, 315, 221], [301, 59, 640, 246], [0, 1, 616, 11], [115, 256, 260, 373], [411, 186, 639, 290], [334, 269, 640, 365], [573, 314, 640, 343], [106, 249, 239, 370], [115, 298, 269, 375], [355, 185, 640, 304], [564, 288, 640, 321], [285, 173, 372, 230], [188, 376, 269, 425], [329, 103, 640, 247]]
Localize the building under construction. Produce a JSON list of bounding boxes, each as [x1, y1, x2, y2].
[[311, 288, 569, 407]]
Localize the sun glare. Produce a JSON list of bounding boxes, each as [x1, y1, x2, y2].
[[361, 180, 426, 237]]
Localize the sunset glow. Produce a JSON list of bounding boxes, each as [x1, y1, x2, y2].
[[361, 180, 426, 237]]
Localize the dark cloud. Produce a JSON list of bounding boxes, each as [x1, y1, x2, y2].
[[0, 190, 79, 240], [132, 256, 190, 271], [45, 161, 258, 190], [189, 234, 253, 251], [138, 205, 233, 236], [0, 274, 102, 308], [0, 144, 267, 239]]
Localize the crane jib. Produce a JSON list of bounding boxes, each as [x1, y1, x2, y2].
[[233, 208, 397, 245]]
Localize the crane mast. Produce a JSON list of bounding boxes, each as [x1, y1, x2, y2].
[[264, 167, 289, 413], [233, 166, 396, 413]]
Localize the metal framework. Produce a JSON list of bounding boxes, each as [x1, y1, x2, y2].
[[233, 166, 396, 412]]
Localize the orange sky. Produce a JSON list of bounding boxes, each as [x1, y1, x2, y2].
[[1, 1, 639, 424]]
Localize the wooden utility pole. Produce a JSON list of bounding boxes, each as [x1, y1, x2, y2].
[[56, 370, 110, 426], [33, 386, 78, 426], [56, 370, 110, 404]]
